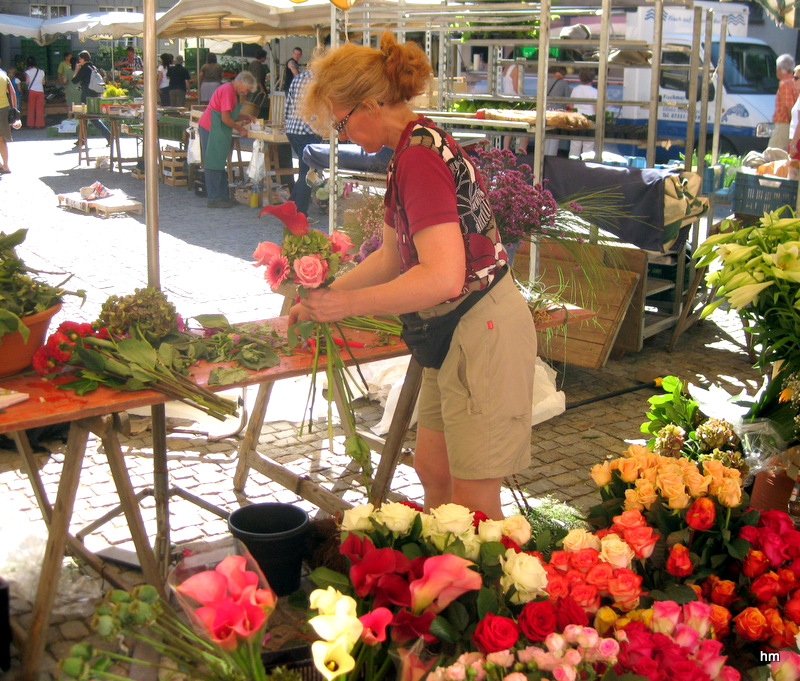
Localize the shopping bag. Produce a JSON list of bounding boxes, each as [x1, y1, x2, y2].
[[186, 127, 201, 165], [247, 139, 266, 182]]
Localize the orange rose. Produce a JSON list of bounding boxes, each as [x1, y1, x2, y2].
[[777, 619, 800, 649], [568, 548, 601, 573], [585, 562, 615, 594], [608, 568, 643, 611], [684, 470, 712, 497], [716, 476, 743, 508], [612, 509, 647, 532], [569, 582, 600, 615], [709, 578, 738, 607], [733, 606, 768, 641], [751, 572, 781, 602], [709, 604, 732, 638], [634, 479, 659, 509], [778, 568, 797, 597], [623, 526, 659, 560], [591, 461, 612, 487], [742, 549, 770, 579], [684, 496, 716, 531], [616, 457, 641, 483], [623, 489, 644, 512], [666, 543, 693, 577]]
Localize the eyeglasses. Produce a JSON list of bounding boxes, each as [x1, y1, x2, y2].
[[332, 102, 360, 134]]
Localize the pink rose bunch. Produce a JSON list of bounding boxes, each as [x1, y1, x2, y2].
[[429, 624, 619, 681], [255, 201, 354, 291]]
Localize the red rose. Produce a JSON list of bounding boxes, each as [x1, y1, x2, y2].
[[738, 525, 761, 548], [517, 600, 557, 641], [785, 596, 800, 625], [684, 496, 716, 531], [778, 568, 797, 597], [545, 574, 570, 600], [549, 550, 570, 572], [471, 511, 489, 527], [733, 607, 768, 642], [759, 510, 795, 535], [751, 572, 780, 602], [500, 535, 522, 553], [666, 659, 712, 681], [585, 562, 615, 594], [569, 582, 600, 615], [472, 612, 519, 653], [555, 595, 589, 630], [761, 531, 791, 567], [742, 549, 770, 579], [666, 544, 693, 578], [568, 548, 600, 573]]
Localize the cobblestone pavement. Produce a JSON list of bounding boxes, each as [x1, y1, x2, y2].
[[0, 126, 761, 679]]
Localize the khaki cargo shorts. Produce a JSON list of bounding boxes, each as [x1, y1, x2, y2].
[[417, 272, 536, 480]]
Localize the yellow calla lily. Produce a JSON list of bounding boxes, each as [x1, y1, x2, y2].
[[309, 612, 363, 646], [312, 637, 357, 681]]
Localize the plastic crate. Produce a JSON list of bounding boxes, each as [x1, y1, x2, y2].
[[262, 645, 323, 681], [702, 164, 726, 194], [732, 171, 798, 216]]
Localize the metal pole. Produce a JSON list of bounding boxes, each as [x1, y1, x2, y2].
[[143, 0, 169, 576]]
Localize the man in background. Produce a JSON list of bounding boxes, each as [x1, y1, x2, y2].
[[248, 48, 269, 118], [284, 69, 321, 216], [116, 46, 143, 71], [283, 47, 302, 93], [769, 53, 797, 151]]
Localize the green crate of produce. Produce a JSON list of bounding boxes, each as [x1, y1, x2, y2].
[[732, 171, 798, 217]]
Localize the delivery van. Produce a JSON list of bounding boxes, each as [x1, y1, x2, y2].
[[617, 3, 778, 157]]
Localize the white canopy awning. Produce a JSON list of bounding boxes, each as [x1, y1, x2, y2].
[[40, 11, 147, 43], [0, 13, 46, 44]]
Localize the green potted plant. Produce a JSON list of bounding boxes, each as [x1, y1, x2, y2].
[[0, 229, 85, 377]]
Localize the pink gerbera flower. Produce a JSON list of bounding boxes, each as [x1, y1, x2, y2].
[[265, 255, 290, 289]]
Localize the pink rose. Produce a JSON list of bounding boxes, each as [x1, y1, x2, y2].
[[651, 600, 682, 635], [252, 240, 281, 267], [596, 637, 620, 661], [293, 254, 329, 289], [329, 230, 355, 262]]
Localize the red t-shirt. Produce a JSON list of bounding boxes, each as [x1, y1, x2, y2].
[[198, 82, 238, 131], [384, 117, 504, 298]]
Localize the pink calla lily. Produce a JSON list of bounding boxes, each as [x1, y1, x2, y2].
[[359, 607, 393, 645], [409, 554, 482, 614], [176, 570, 229, 605], [215, 555, 258, 600], [238, 583, 278, 615], [194, 601, 246, 652]]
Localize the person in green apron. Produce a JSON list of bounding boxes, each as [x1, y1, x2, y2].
[[197, 71, 257, 208]]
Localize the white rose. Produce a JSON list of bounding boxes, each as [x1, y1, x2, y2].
[[477, 519, 505, 544], [431, 503, 474, 536], [501, 514, 532, 546], [375, 502, 419, 535], [599, 534, 635, 569], [500, 548, 548, 604], [461, 532, 483, 562], [340, 503, 374, 532], [562, 528, 601, 553]]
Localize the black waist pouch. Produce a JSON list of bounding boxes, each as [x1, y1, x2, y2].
[[400, 267, 507, 369]]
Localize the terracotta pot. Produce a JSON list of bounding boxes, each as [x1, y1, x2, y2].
[[749, 468, 795, 512], [0, 303, 61, 378]]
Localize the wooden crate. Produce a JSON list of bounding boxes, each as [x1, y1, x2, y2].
[[160, 146, 188, 186], [515, 241, 639, 370]]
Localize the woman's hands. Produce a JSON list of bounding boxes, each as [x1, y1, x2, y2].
[[288, 289, 352, 325]]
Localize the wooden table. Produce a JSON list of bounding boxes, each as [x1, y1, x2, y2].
[[0, 317, 410, 681]]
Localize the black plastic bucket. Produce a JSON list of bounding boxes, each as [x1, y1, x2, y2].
[[228, 503, 309, 597]]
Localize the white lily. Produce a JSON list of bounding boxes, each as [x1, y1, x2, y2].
[[725, 281, 774, 309], [312, 636, 358, 681]]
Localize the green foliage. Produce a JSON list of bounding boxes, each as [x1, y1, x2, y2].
[[513, 493, 589, 560], [0, 228, 85, 341], [98, 286, 179, 345], [640, 375, 702, 442]]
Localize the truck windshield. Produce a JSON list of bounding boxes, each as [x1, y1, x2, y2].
[[710, 42, 779, 95]]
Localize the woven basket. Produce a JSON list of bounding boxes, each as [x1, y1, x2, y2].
[[240, 91, 266, 118]]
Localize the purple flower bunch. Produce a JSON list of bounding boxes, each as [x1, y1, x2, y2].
[[472, 147, 560, 244]]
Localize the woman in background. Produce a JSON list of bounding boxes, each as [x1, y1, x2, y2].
[[24, 56, 45, 129], [198, 53, 223, 104], [157, 53, 173, 106]]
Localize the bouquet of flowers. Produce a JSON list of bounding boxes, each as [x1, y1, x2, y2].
[[254, 202, 375, 487]]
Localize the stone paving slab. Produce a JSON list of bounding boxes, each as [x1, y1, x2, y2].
[[0, 127, 762, 679]]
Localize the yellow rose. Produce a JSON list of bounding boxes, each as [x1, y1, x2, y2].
[[684, 470, 712, 497], [562, 528, 602, 553], [594, 606, 618, 636], [623, 488, 645, 512], [716, 477, 743, 508], [617, 457, 641, 483], [656, 472, 683, 495], [591, 461, 613, 487], [634, 479, 659, 509], [340, 503, 374, 532], [666, 490, 691, 510], [626, 608, 654, 626], [502, 514, 532, 546], [600, 534, 635, 569], [702, 459, 725, 481]]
